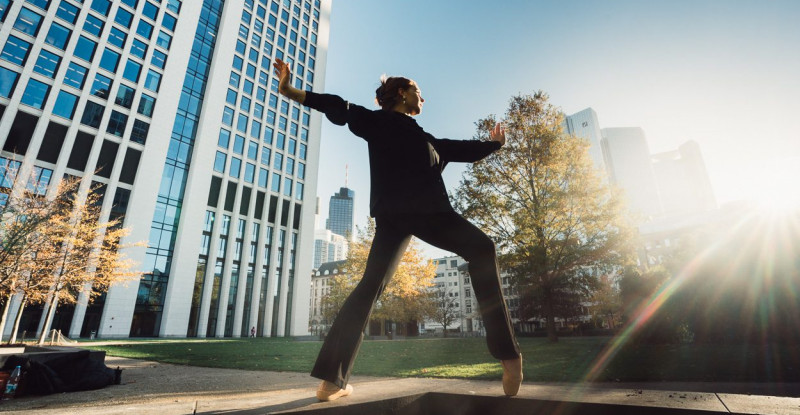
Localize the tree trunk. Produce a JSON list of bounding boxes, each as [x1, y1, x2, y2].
[[38, 292, 59, 345], [9, 295, 26, 344], [0, 292, 12, 341], [545, 296, 558, 343]]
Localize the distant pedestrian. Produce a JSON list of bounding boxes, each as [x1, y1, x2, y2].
[[250, 326, 256, 338], [273, 58, 522, 402]]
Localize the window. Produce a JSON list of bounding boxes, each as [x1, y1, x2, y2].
[[260, 147, 270, 165], [122, 0, 139, 9], [237, 113, 248, 133], [142, 1, 159, 20], [156, 31, 172, 50], [229, 72, 240, 88], [63, 62, 88, 89], [246, 64, 256, 79], [106, 110, 128, 137], [271, 173, 280, 192], [233, 134, 244, 154], [258, 168, 268, 188], [243, 80, 254, 96], [1, 36, 32, 66], [122, 60, 142, 83], [21, 78, 50, 109], [99, 48, 120, 72], [90, 0, 111, 15], [34, 49, 61, 78], [115, 84, 135, 108], [218, 129, 231, 148], [250, 120, 261, 139], [91, 73, 111, 99], [149, 49, 166, 69], [296, 182, 303, 200], [130, 39, 147, 59], [56, 1, 79, 24], [273, 153, 283, 170], [226, 89, 237, 106], [283, 178, 292, 196], [166, 0, 180, 13], [80, 101, 105, 128], [83, 14, 104, 37], [137, 94, 155, 117], [299, 143, 306, 160], [222, 107, 234, 126], [244, 163, 255, 183], [109, 27, 127, 48], [229, 157, 241, 178], [45, 23, 71, 50], [0, 67, 19, 98], [162, 13, 177, 31], [14, 8, 43, 36], [276, 132, 285, 150], [247, 141, 258, 160], [27, 166, 52, 196], [241, 96, 252, 113], [214, 151, 226, 173], [50, 90, 75, 118], [143, 70, 161, 92], [73, 36, 97, 62], [115, 8, 134, 27], [136, 20, 154, 39], [130, 119, 149, 144], [286, 157, 294, 175], [297, 162, 305, 179]]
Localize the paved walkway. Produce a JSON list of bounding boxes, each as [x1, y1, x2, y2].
[[0, 356, 798, 414]]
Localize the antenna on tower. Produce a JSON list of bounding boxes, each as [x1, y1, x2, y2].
[[345, 164, 348, 188]]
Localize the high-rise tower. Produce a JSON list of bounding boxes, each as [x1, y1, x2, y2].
[[0, 0, 332, 338], [325, 186, 353, 240]]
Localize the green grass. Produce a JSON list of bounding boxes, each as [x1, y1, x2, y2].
[[82, 337, 800, 383]]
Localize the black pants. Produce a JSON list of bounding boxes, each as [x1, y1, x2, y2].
[[311, 211, 521, 388]]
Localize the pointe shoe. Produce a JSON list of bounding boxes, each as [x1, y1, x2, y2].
[[316, 380, 353, 402], [501, 354, 523, 396]]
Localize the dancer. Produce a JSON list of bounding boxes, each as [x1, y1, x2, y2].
[[273, 58, 522, 401]]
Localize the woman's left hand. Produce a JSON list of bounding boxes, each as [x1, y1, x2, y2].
[[490, 122, 506, 146]]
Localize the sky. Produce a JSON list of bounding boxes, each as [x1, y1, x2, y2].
[[313, 0, 800, 259]]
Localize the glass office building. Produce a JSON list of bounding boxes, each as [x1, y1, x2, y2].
[[0, 0, 330, 338]]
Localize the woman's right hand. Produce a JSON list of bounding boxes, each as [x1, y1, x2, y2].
[[272, 58, 292, 95]]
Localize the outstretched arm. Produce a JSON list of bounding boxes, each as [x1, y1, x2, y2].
[[434, 123, 506, 163], [273, 58, 306, 104]]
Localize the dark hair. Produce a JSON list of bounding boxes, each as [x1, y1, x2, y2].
[[375, 75, 413, 110]]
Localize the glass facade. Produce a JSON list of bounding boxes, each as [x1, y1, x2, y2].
[[135, 0, 223, 337], [0, 0, 324, 339]]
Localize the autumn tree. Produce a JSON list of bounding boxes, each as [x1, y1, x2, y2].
[[453, 91, 634, 342], [34, 186, 142, 344], [590, 274, 622, 329], [0, 171, 79, 341], [323, 218, 436, 335]]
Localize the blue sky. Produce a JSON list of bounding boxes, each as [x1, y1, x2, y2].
[[314, 0, 800, 258]]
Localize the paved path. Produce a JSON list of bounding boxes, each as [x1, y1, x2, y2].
[[0, 356, 798, 414]]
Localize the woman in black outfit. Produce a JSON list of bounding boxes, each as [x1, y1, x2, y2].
[[273, 59, 523, 401]]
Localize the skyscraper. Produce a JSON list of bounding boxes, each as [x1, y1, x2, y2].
[[601, 127, 662, 219], [651, 140, 717, 217], [326, 186, 353, 239], [563, 108, 606, 173], [0, 0, 331, 338]]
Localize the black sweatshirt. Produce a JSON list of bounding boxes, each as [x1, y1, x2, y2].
[[303, 91, 502, 217]]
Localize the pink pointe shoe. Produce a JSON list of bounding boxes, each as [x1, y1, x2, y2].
[[501, 354, 523, 396], [316, 380, 353, 402]]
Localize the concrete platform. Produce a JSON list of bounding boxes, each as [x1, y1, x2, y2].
[[0, 356, 798, 414]]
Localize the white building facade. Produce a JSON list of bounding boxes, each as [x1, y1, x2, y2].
[[0, 0, 331, 338]]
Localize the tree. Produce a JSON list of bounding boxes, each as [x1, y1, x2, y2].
[[453, 92, 634, 342], [428, 285, 461, 337], [323, 218, 436, 335], [34, 186, 142, 344], [0, 172, 79, 341], [591, 274, 622, 329]]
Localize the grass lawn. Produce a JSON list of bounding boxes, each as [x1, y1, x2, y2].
[[82, 336, 799, 383]]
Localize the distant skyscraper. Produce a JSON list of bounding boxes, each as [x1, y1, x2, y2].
[[326, 186, 354, 239], [564, 108, 606, 173], [651, 141, 717, 217], [313, 229, 348, 268], [601, 127, 662, 219]]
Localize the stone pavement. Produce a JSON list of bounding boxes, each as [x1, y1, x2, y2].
[[0, 356, 798, 414]]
